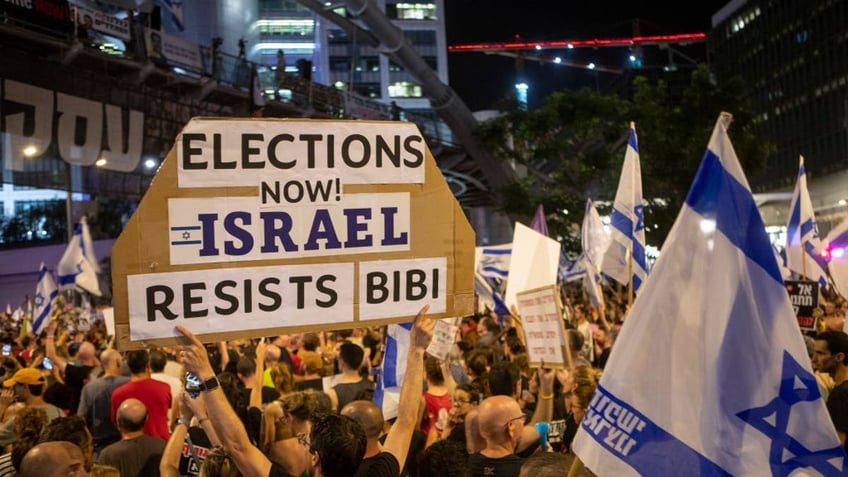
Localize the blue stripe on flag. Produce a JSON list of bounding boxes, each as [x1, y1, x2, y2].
[[482, 266, 508, 278], [382, 334, 399, 389], [686, 150, 783, 284], [610, 208, 648, 275], [481, 249, 511, 255], [580, 385, 731, 477], [628, 128, 639, 153]]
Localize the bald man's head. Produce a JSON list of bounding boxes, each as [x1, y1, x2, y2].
[[20, 442, 86, 477], [100, 350, 121, 371], [477, 395, 523, 449], [77, 342, 96, 362], [265, 344, 281, 363], [340, 400, 384, 439], [116, 398, 147, 433]]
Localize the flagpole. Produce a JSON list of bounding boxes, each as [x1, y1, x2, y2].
[[627, 250, 634, 307], [801, 246, 807, 280], [567, 457, 586, 477]]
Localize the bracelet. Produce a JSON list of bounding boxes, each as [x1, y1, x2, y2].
[[539, 392, 555, 400], [176, 418, 189, 426]]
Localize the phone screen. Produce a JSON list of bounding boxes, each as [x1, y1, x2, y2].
[[185, 373, 201, 399], [43, 357, 53, 370], [1, 345, 10, 356]]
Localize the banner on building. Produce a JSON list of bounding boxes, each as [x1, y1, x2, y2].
[[73, 5, 131, 41]]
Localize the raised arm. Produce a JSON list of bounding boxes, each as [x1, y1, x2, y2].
[[517, 366, 555, 452], [382, 305, 433, 466], [44, 321, 68, 376], [176, 325, 271, 477]]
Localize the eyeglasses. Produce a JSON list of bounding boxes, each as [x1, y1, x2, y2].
[[452, 397, 470, 404], [296, 434, 315, 453], [503, 414, 526, 430]]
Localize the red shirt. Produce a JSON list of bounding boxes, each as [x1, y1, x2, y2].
[[420, 391, 452, 435], [111, 378, 172, 440]]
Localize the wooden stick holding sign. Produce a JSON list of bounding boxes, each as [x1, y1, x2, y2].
[[515, 285, 568, 369]]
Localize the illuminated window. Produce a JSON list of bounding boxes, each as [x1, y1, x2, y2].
[[389, 81, 422, 98], [392, 3, 437, 20], [254, 19, 315, 36]]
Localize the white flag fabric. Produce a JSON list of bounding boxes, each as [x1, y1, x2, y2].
[[33, 263, 58, 335], [602, 122, 648, 291], [58, 220, 102, 296], [475, 243, 511, 280], [785, 156, 828, 287], [373, 322, 411, 420], [573, 113, 846, 476], [582, 198, 611, 267], [80, 216, 101, 273], [580, 255, 604, 313]]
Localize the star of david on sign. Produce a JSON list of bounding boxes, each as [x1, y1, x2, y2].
[[182, 231, 191, 240], [736, 350, 846, 476]]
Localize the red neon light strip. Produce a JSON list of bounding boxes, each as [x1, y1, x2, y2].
[[449, 33, 706, 52]]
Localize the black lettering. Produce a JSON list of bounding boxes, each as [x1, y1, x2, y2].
[[258, 278, 282, 312], [182, 133, 207, 170], [244, 279, 253, 313], [375, 135, 401, 167], [289, 276, 312, 309], [393, 270, 401, 302], [316, 275, 337, 308], [300, 134, 323, 168], [214, 280, 239, 315], [406, 269, 427, 300], [261, 181, 280, 205], [242, 133, 264, 169], [403, 135, 424, 167], [146, 285, 177, 321], [366, 272, 388, 304], [342, 134, 370, 168], [432, 268, 439, 299], [268, 134, 296, 169], [183, 282, 207, 318], [283, 181, 304, 203], [212, 133, 236, 169]]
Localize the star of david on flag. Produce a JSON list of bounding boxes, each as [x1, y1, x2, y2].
[[572, 113, 845, 476]]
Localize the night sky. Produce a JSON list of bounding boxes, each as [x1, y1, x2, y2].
[[444, 0, 733, 110]]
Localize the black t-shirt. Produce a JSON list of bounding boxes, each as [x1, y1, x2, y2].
[[65, 364, 95, 415], [179, 426, 213, 477], [354, 452, 400, 477], [827, 381, 848, 453], [469, 453, 523, 477], [378, 429, 425, 477]]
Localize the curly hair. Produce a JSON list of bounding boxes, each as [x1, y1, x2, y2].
[[309, 412, 366, 477], [269, 362, 294, 394], [200, 447, 241, 477], [281, 391, 317, 422]]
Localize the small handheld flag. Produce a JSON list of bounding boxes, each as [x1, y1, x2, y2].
[[601, 122, 648, 297], [33, 263, 58, 335], [785, 156, 828, 287], [57, 217, 101, 296]]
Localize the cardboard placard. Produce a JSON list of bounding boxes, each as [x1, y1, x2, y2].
[[516, 284, 567, 369], [112, 119, 475, 349], [785, 280, 819, 331], [427, 318, 459, 360]]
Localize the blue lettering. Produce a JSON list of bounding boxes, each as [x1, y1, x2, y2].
[[198, 213, 219, 256], [304, 209, 342, 250], [224, 212, 253, 256], [260, 211, 298, 253], [380, 207, 408, 246], [344, 208, 372, 247]]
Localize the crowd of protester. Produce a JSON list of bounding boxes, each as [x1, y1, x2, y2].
[[0, 281, 845, 477]]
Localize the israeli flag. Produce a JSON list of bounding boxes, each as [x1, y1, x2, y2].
[[476, 243, 511, 280], [373, 322, 411, 420], [785, 156, 828, 287], [573, 113, 846, 476], [33, 263, 58, 335], [602, 122, 648, 291], [57, 219, 102, 296]]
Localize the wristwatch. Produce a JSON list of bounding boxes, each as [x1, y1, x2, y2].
[[199, 375, 220, 393]]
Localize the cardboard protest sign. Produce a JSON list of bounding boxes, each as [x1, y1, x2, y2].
[[785, 280, 819, 331], [426, 318, 459, 360], [112, 119, 475, 348], [505, 223, 561, 308], [516, 285, 567, 369]]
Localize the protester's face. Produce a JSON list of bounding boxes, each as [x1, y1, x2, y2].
[[570, 393, 586, 423], [812, 340, 839, 374], [594, 329, 607, 346], [824, 314, 846, 332], [452, 390, 473, 418]]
